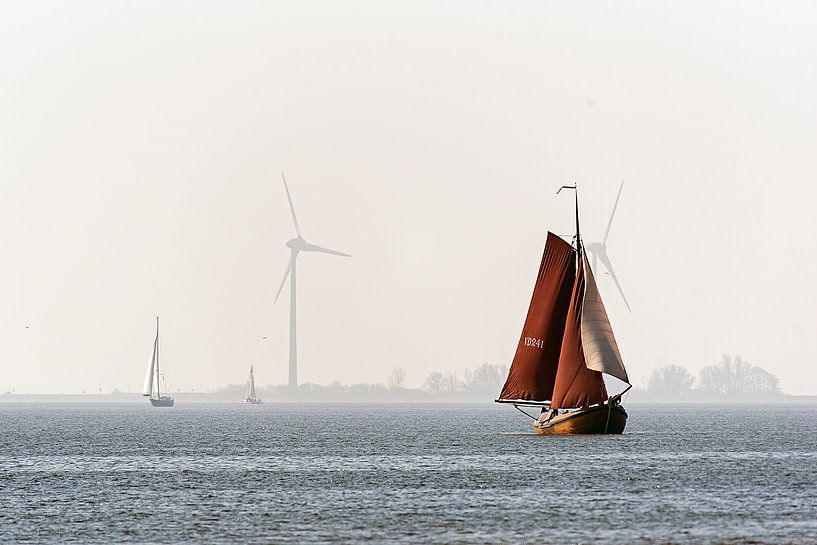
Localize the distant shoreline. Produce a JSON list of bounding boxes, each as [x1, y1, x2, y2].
[[2, 392, 816, 404]]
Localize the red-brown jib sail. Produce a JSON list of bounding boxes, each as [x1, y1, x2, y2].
[[498, 232, 576, 401], [550, 255, 608, 408]]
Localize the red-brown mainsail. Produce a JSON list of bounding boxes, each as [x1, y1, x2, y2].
[[498, 233, 576, 401]]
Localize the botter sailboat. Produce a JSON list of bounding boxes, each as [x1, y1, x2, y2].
[[496, 185, 631, 434]]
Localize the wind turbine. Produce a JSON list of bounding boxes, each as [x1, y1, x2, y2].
[[584, 181, 631, 312], [274, 172, 351, 389]]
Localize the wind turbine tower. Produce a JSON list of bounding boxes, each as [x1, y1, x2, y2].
[[274, 173, 351, 390]]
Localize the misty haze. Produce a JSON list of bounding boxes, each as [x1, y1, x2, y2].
[[1, 1, 815, 544]]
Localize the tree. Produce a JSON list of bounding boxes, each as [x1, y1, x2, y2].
[[463, 363, 506, 393], [388, 367, 407, 389], [422, 372, 446, 394], [746, 366, 779, 393], [646, 364, 695, 396], [444, 371, 462, 393], [698, 354, 780, 395], [327, 380, 344, 392]]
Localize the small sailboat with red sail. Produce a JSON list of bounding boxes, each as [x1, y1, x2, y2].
[[495, 185, 631, 435]]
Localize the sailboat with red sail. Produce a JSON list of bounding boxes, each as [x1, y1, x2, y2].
[[495, 185, 631, 435]]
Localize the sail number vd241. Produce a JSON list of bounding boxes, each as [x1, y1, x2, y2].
[[523, 337, 544, 349]]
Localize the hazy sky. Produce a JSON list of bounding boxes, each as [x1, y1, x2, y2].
[[2, 1, 816, 395]]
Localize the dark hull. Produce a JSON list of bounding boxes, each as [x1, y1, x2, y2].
[[242, 399, 262, 404], [534, 404, 627, 435], [150, 397, 174, 407]]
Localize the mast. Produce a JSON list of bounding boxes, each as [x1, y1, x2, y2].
[[558, 184, 582, 258], [551, 183, 630, 407], [155, 316, 160, 399], [574, 185, 582, 259]]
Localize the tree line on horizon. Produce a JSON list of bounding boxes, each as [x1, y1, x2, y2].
[[642, 354, 781, 398], [214, 353, 783, 400], [216, 362, 508, 399]]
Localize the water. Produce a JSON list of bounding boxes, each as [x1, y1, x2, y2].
[[1, 402, 815, 544]]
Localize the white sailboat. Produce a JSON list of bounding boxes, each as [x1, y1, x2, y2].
[[142, 317, 174, 407], [242, 365, 262, 404]]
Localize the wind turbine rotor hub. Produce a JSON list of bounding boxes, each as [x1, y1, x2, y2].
[[286, 237, 307, 250]]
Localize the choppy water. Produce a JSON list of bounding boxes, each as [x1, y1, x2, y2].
[[0, 402, 815, 544]]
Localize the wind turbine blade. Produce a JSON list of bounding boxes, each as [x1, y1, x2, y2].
[[597, 250, 632, 312], [592, 249, 598, 272], [274, 260, 292, 303], [281, 172, 301, 237], [301, 242, 351, 257], [602, 180, 624, 245]]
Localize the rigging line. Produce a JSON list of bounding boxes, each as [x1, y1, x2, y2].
[[513, 404, 539, 421], [622, 385, 632, 403], [604, 398, 612, 434], [495, 399, 551, 407], [612, 384, 633, 404]]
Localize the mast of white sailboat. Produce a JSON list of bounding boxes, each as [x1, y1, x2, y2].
[[155, 316, 160, 399]]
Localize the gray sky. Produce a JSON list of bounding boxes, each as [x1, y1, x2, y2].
[[2, 1, 816, 395]]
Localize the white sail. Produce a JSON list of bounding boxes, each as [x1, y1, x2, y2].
[[244, 366, 257, 401], [580, 255, 629, 384], [142, 336, 157, 396]]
